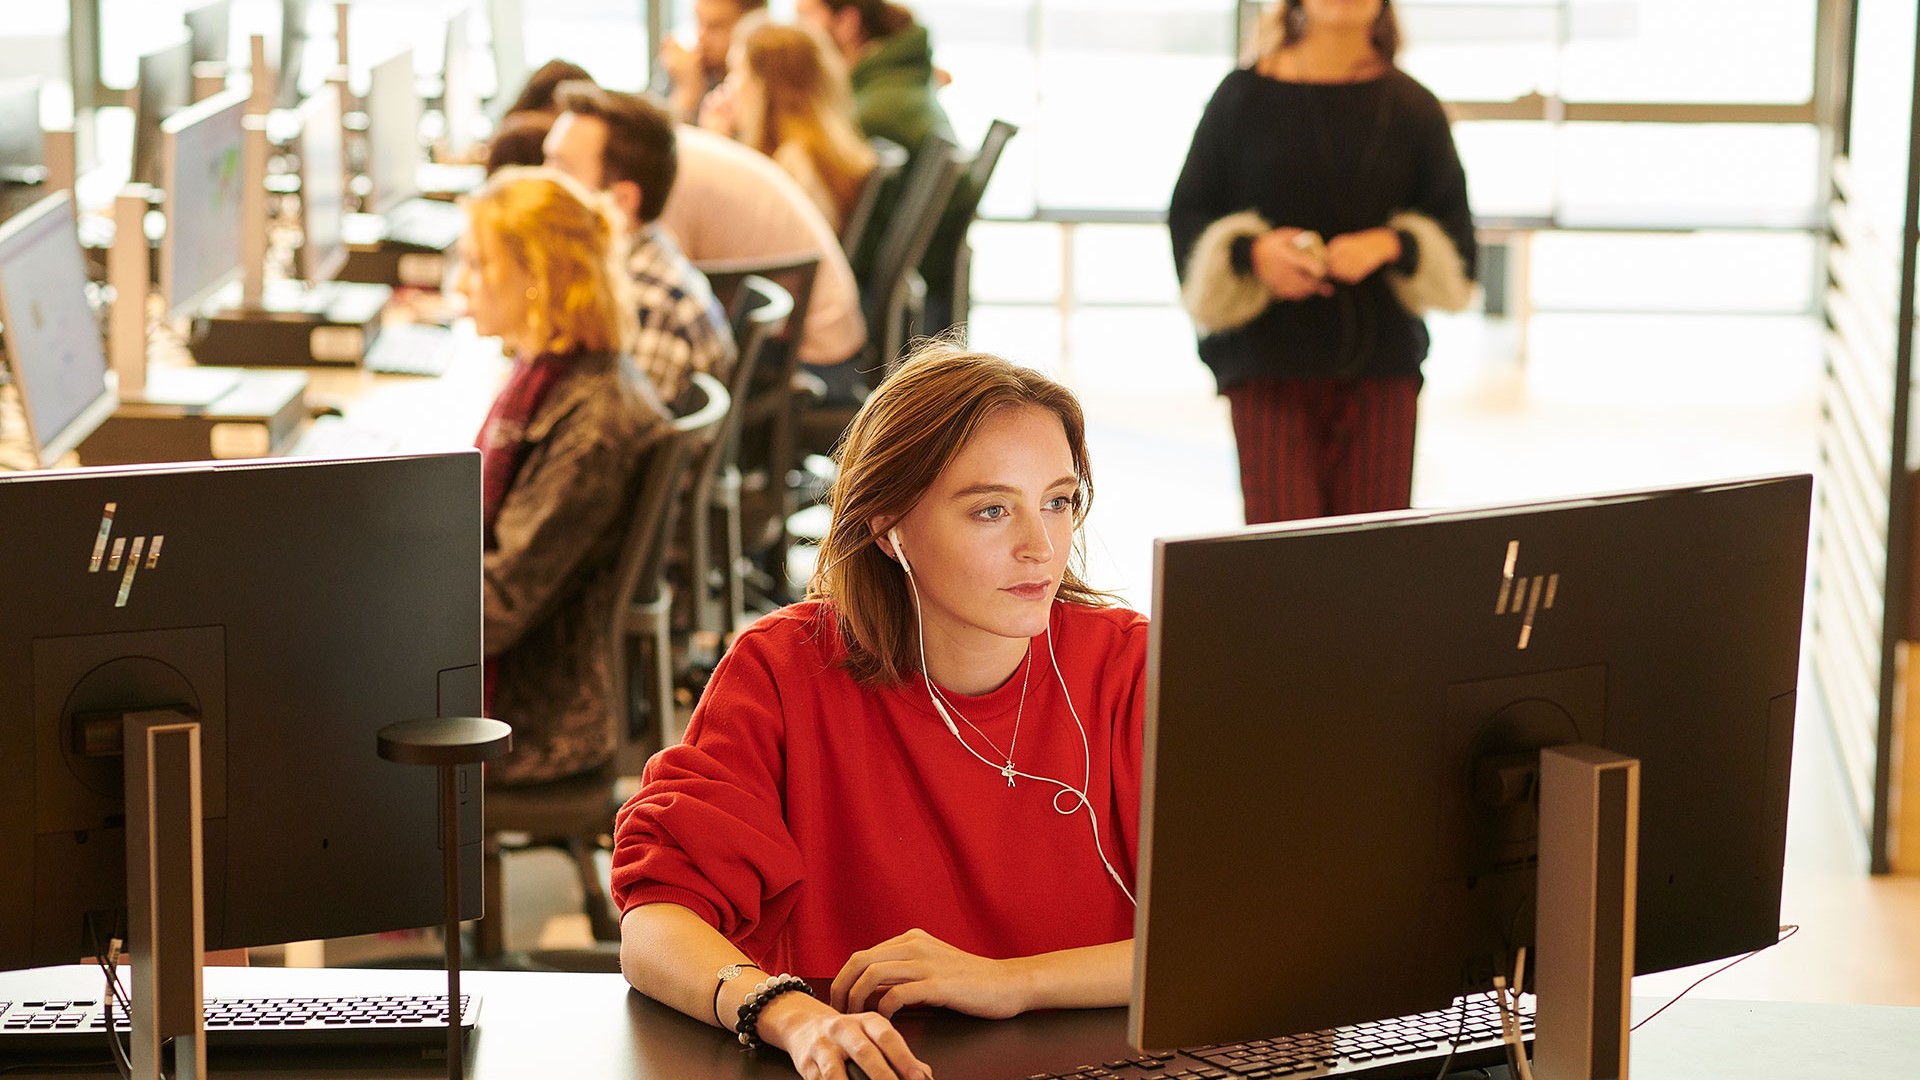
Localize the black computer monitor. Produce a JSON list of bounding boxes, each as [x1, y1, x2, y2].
[[159, 88, 248, 321], [0, 451, 484, 971], [0, 192, 118, 469], [131, 36, 195, 189], [364, 48, 421, 214], [184, 0, 234, 67], [1132, 474, 1811, 1049], [298, 84, 347, 282]]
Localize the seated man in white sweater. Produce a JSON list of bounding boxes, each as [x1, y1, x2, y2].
[[658, 125, 868, 369]]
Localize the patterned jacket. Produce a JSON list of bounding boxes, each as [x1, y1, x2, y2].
[[485, 350, 671, 786]]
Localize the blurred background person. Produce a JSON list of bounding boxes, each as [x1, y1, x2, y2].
[[708, 21, 875, 232], [458, 167, 673, 787], [1169, 0, 1474, 525], [543, 83, 735, 404], [658, 0, 769, 121]]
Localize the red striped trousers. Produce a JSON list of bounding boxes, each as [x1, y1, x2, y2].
[[1224, 375, 1420, 525]]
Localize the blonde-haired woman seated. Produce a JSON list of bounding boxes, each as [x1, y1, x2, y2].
[[460, 166, 673, 787], [706, 21, 876, 232]]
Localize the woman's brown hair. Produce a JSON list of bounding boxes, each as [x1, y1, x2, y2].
[[737, 23, 876, 223], [463, 166, 638, 357], [809, 341, 1114, 686], [818, 0, 915, 44]]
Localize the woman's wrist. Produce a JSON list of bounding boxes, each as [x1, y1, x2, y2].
[[752, 986, 831, 1050]]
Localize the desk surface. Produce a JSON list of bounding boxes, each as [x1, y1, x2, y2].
[[2, 966, 1916, 1079]]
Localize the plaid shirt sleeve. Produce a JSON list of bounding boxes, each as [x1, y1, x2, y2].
[[629, 230, 736, 405]]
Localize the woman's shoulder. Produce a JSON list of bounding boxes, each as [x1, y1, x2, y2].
[[1057, 602, 1151, 649], [1383, 68, 1450, 119], [729, 598, 847, 664]]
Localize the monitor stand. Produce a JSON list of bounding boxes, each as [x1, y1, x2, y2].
[[335, 208, 459, 290], [78, 367, 310, 465], [1532, 744, 1639, 1080], [188, 278, 395, 367], [85, 706, 209, 1080]]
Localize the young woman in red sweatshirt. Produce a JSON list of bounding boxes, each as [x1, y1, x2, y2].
[[609, 344, 1149, 1079]]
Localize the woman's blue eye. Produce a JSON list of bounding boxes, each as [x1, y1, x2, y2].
[[1045, 495, 1074, 512], [977, 506, 1006, 520]]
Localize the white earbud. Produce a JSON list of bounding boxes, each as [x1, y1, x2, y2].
[[888, 528, 912, 576]]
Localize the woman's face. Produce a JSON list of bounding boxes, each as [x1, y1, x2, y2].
[[884, 404, 1080, 659], [453, 227, 533, 350]]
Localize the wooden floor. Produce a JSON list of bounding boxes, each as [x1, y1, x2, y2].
[[483, 301, 1920, 1007]]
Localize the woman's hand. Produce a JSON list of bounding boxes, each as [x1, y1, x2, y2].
[[1251, 228, 1333, 301], [756, 992, 934, 1080], [831, 928, 1029, 1020], [1324, 227, 1403, 284], [698, 79, 740, 136]]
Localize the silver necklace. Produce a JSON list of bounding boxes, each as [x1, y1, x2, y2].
[[940, 648, 1033, 787]]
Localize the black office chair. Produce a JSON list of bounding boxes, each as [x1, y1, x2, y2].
[[477, 374, 729, 964], [684, 276, 792, 666], [862, 134, 965, 373], [839, 136, 908, 266], [695, 254, 821, 609], [790, 138, 963, 469], [934, 119, 1019, 335]]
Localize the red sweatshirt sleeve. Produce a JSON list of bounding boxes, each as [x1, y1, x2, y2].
[[609, 621, 807, 949]]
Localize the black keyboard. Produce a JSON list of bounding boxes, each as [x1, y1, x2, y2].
[[0, 992, 478, 1052], [1015, 995, 1532, 1080], [364, 322, 458, 377]]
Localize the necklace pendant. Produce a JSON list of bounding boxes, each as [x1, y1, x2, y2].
[[1002, 761, 1017, 787]]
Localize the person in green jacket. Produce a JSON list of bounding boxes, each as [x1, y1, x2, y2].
[[798, 0, 954, 157]]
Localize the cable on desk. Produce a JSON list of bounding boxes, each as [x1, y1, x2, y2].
[[1630, 924, 1802, 1032], [83, 913, 132, 1080], [1428, 990, 1474, 1080]]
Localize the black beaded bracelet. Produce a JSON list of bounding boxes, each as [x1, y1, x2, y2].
[[733, 973, 815, 1050]]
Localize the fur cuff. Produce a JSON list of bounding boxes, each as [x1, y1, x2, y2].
[[1385, 211, 1475, 314], [1182, 211, 1274, 336]]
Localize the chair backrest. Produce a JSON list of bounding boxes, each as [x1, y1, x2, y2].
[[965, 120, 1018, 218], [605, 374, 729, 747], [863, 135, 964, 366], [696, 253, 821, 381], [937, 119, 1020, 335], [694, 254, 820, 490], [710, 277, 790, 498], [839, 135, 908, 264]]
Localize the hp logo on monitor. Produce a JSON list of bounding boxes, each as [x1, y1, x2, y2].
[[87, 502, 165, 608], [1495, 540, 1557, 649]]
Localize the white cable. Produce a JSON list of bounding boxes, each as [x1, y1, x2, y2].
[[1504, 948, 1537, 1080], [901, 549, 1136, 907]]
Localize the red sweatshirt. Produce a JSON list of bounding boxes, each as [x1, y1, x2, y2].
[[610, 599, 1149, 978]]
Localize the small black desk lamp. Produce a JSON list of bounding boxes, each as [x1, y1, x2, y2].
[[377, 716, 512, 1079]]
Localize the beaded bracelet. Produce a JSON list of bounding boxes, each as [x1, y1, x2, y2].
[[733, 973, 815, 1050]]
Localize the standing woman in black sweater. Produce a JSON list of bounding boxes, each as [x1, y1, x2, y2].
[[1169, 0, 1475, 524]]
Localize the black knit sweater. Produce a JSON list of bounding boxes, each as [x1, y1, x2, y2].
[[1168, 67, 1475, 389]]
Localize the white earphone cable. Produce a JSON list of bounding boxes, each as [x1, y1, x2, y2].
[[897, 533, 1136, 907]]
